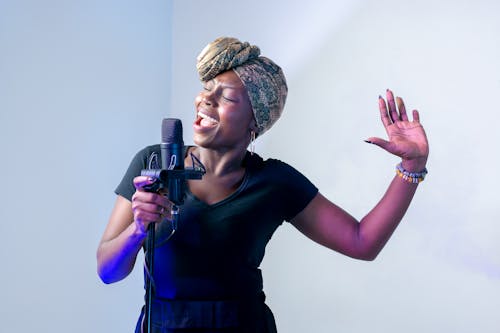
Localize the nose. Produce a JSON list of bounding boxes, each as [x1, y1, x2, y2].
[[201, 90, 216, 106], [202, 95, 212, 105]]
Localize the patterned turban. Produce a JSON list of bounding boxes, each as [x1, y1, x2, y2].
[[196, 37, 288, 135]]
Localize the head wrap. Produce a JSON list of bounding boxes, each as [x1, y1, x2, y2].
[[196, 37, 287, 135]]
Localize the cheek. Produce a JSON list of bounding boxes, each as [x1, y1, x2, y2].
[[194, 94, 203, 106], [223, 106, 253, 128]]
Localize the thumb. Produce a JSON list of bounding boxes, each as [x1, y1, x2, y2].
[[133, 175, 156, 191], [365, 137, 391, 151]]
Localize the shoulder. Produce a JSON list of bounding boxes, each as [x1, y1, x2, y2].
[[117, 144, 161, 178], [115, 144, 160, 200], [246, 153, 314, 186], [247, 152, 297, 172], [244, 153, 319, 221], [131, 144, 194, 170], [130, 144, 160, 168], [245, 152, 288, 170], [137, 144, 161, 158]]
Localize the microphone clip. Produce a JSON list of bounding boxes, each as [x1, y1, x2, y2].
[[140, 152, 206, 205]]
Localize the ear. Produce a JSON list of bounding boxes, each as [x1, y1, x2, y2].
[[249, 118, 258, 135]]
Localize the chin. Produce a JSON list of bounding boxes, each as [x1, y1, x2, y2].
[[192, 134, 211, 148]]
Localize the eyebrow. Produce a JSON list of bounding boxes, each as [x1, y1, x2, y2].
[[209, 79, 243, 90], [220, 84, 241, 90]]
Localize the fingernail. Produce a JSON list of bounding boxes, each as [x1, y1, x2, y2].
[[364, 140, 373, 144], [148, 177, 155, 182], [378, 95, 382, 99]]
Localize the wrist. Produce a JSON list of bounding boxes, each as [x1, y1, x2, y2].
[[396, 162, 428, 184], [401, 157, 427, 173], [131, 221, 148, 239]]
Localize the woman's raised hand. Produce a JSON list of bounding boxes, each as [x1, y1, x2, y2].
[[367, 89, 429, 172]]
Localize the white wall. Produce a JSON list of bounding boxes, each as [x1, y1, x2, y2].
[[170, 1, 500, 332], [0, 0, 172, 332], [1, 0, 499, 332]]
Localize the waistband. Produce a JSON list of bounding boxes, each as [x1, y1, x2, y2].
[[145, 292, 266, 330]]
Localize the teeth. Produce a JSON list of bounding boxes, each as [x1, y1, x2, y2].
[[198, 111, 218, 124]]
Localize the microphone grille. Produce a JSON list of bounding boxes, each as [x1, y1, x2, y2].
[[161, 118, 183, 143]]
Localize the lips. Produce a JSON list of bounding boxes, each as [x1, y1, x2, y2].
[[196, 111, 218, 127]]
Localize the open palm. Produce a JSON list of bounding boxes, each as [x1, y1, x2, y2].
[[367, 89, 429, 170]]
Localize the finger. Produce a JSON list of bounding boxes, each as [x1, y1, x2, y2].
[[396, 96, 409, 121], [365, 137, 392, 153], [132, 199, 160, 214], [412, 109, 420, 123], [134, 211, 161, 226], [132, 201, 166, 226], [133, 191, 170, 208], [133, 176, 155, 191], [158, 203, 173, 217], [132, 200, 161, 216], [386, 89, 399, 122], [378, 95, 392, 127], [135, 209, 161, 221]]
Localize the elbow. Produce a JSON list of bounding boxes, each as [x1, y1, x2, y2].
[[96, 251, 122, 284], [357, 251, 378, 261], [96, 243, 136, 284], [340, 247, 379, 261], [359, 244, 384, 261], [350, 239, 381, 261], [96, 250, 111, 284], [99, 276, 114, 285], [352, 228, 382, 261], [97, 265, 124, 284], [97, 264, 114, 284], [100, 277, 118, 285], [97, 269, 114, 284], [96, 256, 129, 284], [345, 247, 378, 261]]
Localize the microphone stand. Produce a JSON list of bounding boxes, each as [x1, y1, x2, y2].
[[140, 143, 205, 333], [144, 223, 155, 333], [144, 206, 180, 333], [144, 204, 180, 333]]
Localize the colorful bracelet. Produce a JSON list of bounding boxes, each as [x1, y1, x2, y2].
[[396, 162, 428, 184]]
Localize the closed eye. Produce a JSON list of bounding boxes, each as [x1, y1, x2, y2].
[[222, 96, 237, 102]]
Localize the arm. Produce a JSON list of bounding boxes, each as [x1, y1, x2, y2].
[[292, 179, 419, 261], [96, 176, 170, 283], [291, 89, 429, 261]]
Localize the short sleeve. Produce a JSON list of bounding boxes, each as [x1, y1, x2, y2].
[[256, 158, 318, 222], [115, 145, 159, 201], [277, 161, 318, 221]]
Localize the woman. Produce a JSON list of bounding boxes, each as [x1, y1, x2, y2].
[[97, 37, 429, 332]]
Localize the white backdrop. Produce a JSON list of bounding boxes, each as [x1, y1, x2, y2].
[[1, 0, 499, 332]]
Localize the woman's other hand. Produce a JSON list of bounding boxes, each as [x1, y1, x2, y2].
[[367, 89, 429, 172]]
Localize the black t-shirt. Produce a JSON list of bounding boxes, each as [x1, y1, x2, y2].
[[116, 145, 318, 300]]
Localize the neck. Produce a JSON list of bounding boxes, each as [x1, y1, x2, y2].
[[193, 145, 249, 177]]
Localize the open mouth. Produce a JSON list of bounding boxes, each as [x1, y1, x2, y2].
[[197, 111, 218, 127]]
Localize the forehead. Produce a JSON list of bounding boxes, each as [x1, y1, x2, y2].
[[211, 70, 245, 88]]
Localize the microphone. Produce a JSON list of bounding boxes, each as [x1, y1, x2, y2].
[[142, 118, 204, 202], [161, 118, 185, 206]]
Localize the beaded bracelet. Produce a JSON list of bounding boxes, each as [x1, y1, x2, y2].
[[396, 162, 428, 184]]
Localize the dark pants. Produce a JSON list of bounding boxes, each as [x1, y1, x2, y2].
[[135, 293, 277, 333]]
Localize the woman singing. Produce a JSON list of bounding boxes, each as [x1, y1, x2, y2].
[[97, 37, 429, 332]]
